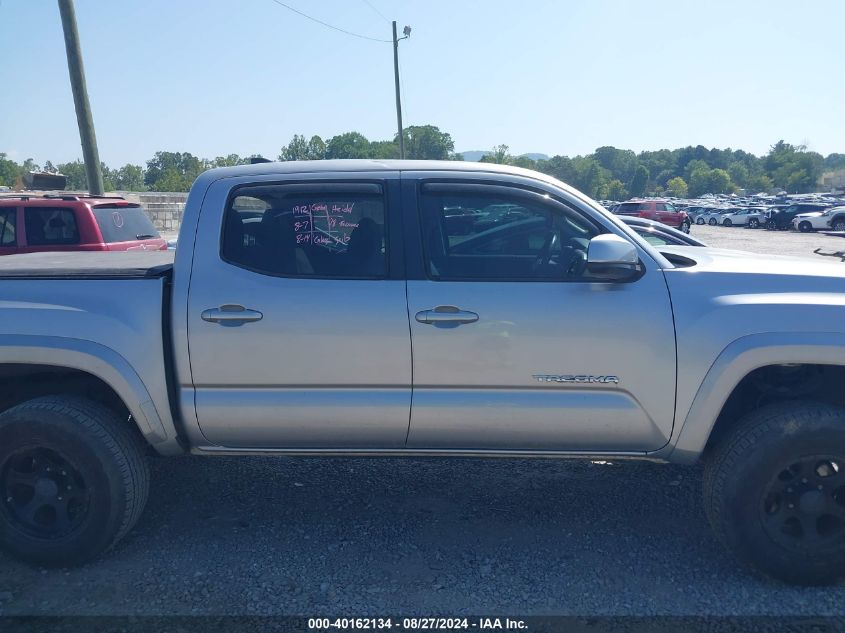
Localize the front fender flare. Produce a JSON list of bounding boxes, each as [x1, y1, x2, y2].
[[667, 332, 845, 463]]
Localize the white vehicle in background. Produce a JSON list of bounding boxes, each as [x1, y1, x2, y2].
[[698, 208, 732, 225], [792, 206, 845, 233], [720, 207, 767, 228]]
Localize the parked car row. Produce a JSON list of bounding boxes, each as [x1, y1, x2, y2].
[[607, 200, 691, 233]]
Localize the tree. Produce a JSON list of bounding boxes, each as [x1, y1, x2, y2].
[[400, 125, 456, 160], [57, 160, 88, 190], [825, 153, 845, 171], [0, 153, 21, 187], [369, 140, 399, 159], [209, 154, 247, 168], [538, 155, 577, 184], [765, 141, 824, 193], [480, 144, 512, 165], [665, 176, 688, 198], [113, 164, 146, 191], [22, 158, 41, 173], [606, 179, 628, 201], [628, 165, 650, 197], [278, 135, 326, 161], [144, 151, 203, 191], [325, 132, 373, 159], [727, 162, 749, 189]]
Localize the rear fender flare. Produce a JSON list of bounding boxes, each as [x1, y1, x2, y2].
[[0, 334, 175, 449]]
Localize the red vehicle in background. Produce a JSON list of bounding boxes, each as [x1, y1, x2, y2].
[[0, 194, 166, 255], [613, 199, 691, 233]]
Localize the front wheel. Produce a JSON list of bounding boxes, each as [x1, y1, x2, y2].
[[696, 217, 705, 225], [798, 221, 813, 233], [723, 218, 733, 227], [703, 401, 845, 585], [0, 396, 149, 566], [708, 218, 717, 226], [681, 220, 691, 234]]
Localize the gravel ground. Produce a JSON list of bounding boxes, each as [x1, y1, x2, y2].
[[3, 222, 845, 619], [688, 224, 845, 259], [0, 456, 844, 616]]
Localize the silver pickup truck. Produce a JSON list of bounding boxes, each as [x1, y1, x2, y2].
[[1, 160, 844, 584]]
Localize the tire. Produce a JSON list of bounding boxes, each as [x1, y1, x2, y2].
[[696, 218, 705, 225], [0, 396, 149, 566], [681, 221, 691, 234], [833, 219, 845, 232], [798, 221, 813, 233], [708, 218, 717, 226], [703, 401, 845, 585], [749, 218, 760, 229], [723, 218, 732, 227]]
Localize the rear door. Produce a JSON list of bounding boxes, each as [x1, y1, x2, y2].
[[186, 172, 412, 448], [402, 173, 677, 451]]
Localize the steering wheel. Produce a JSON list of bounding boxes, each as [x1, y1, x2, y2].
[[566, 249, 588, 277], [531, 231, 559, 272]]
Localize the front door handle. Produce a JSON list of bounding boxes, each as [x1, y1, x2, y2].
[[415, 305, 479, 325], [201, 304, 263, 325]]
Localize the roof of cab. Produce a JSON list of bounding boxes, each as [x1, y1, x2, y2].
[[194, 159, 572, 191]]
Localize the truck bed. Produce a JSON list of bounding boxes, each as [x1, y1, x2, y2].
[[0, 251, 174, 279]]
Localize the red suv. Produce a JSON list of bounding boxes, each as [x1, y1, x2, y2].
[[0, 194, 167, 255], [613, 199, 691, 233]]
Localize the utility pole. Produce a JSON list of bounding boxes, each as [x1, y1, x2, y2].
[[392, 21, 410, 160], [58, 0, 104, 195]]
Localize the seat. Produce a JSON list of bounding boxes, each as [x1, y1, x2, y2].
[[346, 217, 384, 276], [222, 211, 245, 261]]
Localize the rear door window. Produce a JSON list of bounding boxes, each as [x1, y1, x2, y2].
[[0, 208, 16, 245], [221, 184, 387, 278], [92, 205, 160, 243], [23, 207, 79, 245], [615, 202, 641, 215]]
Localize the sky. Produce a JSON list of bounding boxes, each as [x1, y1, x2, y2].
[[1, 0, 843, 168]]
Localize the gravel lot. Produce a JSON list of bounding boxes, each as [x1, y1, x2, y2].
[[1, 457, 844, 617], [2, 223, 845, 618], [689, 224, 845, 260]]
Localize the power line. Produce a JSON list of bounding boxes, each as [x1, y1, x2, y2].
[[268, 0, 391, 43], [360, 0, 390, 24]]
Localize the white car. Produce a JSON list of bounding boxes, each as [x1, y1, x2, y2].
[[792, 206, 845, 232], [720, 208, 767, 228], [698, 208, 733, 225]]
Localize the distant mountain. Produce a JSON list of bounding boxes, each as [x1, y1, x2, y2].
[[460, 151, 549, 162]]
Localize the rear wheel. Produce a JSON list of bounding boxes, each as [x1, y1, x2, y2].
[[748, 218, 760, 229], [703, 401, 845, 585], [696, 217, 705, 225], [0, 396, 149, 566], [708, 218, 717, 226], [833, 219, 845, 232], [798, 221, 813, 233]]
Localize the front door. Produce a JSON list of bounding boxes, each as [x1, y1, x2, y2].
[[186, 175, 412, 448], [403, 176, 677, 452]]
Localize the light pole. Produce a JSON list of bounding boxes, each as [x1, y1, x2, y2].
[[392, 21, 411, 159], [58, 0, 104, 195]]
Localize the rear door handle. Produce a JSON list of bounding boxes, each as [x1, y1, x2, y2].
[[415, 305, 479, 325], [201, 304, 263, 325]]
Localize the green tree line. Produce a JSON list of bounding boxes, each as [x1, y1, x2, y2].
[[2, 124, 843, 197]]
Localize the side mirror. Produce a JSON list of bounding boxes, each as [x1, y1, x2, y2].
[[587, 234, 641, 282]]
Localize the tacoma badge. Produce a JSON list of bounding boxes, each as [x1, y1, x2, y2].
[[532, 374, 620, 384]]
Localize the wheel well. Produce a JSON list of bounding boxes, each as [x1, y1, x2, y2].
[[705, 363, 845, 453], [0, 364, 129, 421]]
